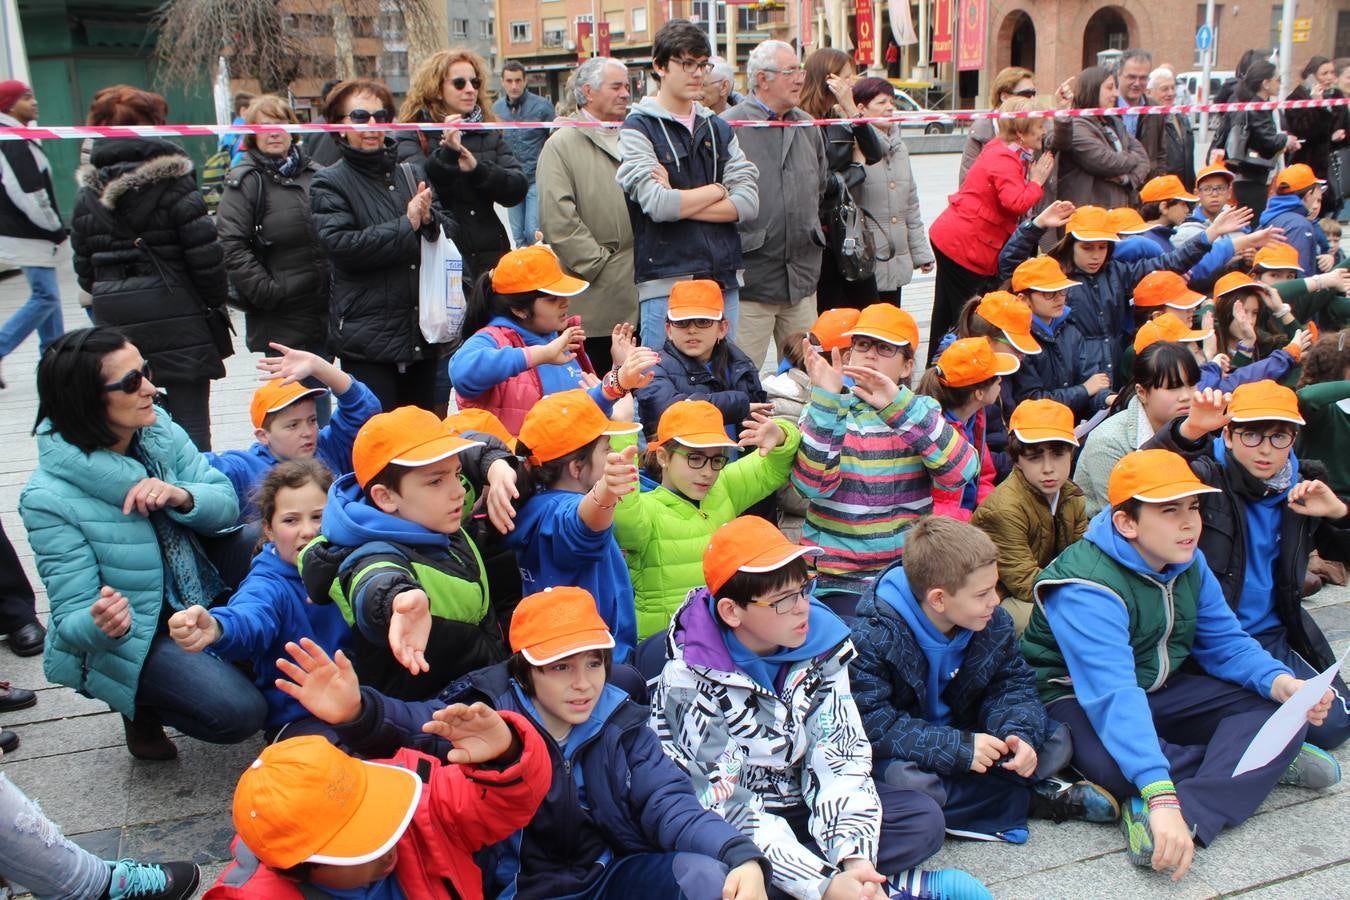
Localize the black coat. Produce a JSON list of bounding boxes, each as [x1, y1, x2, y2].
[[1214, 108, 1289, 179], [72, 138, 228, 381], [308, 138, 458, 365], [1285, 84, 1348, 180], [216, 148, 330, 353], [393, 109, 527, 283]]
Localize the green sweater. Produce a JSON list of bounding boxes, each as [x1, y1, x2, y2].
[[1297, 380, 1350, 496]]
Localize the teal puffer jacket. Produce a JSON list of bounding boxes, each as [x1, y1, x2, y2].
[[614, 420, 801, 639], [19, 413, 240, 717]]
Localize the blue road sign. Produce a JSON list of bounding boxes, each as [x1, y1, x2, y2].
[[1196, 24, 1213, 51]]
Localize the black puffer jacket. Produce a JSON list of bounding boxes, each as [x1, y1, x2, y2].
[[1213, 108, 1289, 179], [72, 138, 228, 381], [309, 138, 458, 364], [216, 147, 329, 353], [393, 108, 527, 283]]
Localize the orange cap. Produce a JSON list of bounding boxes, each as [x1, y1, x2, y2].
[[937, 337, 1021, 388], [703, 515, 822, 595], [444, 407, 516, 451], [353, 406, 483, 489], [517, 389, 640, 464], [1140, 174, 1198, 203], [1274, 163, 1325, 195], [1132, 270, 1206, 311], [1011, 256, 1080, 293], [1106, 208, 1151, 236], [1068, 206, 1120, 242], [1106, 448, 1220, 508], [492, 245, 588, 296], [1195, 160, 1235, 185], [654, 399, 738, 449], [1213, 271, 1259, 299], [509, 586, 615, 665], [233, 735, 422, 870], [976, 291, 1042, 355], [1008, 398, 1079, 446], [667, 280, 724, 321], [1133, 311, 1214, 355], [1227, 380, 1306, 425], [843, 303, 919, 349], [250, 380, 329, 430], [1253, 243, 1304, 273], [811, 308, 861, 352]]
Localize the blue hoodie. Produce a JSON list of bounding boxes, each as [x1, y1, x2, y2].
[[1114, 231, 1239, 293], [1039, 510, 1292, 790], [505, 489, 637, 663], [1260, 194, 1319, 273], [1214, 439, 1295, 636], [210, 543, 353, 730], [205, 379, 382, 523], [876, 570, 973, 727], [450, 315, 614, 413], [701, 591, 850, 693]]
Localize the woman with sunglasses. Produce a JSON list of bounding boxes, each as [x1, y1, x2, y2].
[[309, 78, 459, 412], [19, 327, 266, 761]]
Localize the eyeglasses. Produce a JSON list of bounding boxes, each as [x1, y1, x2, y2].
[[673, 448, 729, 470], [1232, 428, 1296, 449], [669, 317, 719, 330], [746, 578, 817, 614], [1197, 184, 1230, 196], [766, 66, 806, 78], [849, 336, 904, 358], [1010, 88, 1038, 98], [343, 108, 391, 124], [672, 57, 715, 75], [450, 77, 482, 91], [103, 361, 153, 394]]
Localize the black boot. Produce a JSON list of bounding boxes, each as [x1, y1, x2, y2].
[[122, 714, 177, 761]]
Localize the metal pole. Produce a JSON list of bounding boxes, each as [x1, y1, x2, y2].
[[1278, 0, 1295, 104], [592, 0, 600, 57], [918, 0, 928, 70], [1199, 0, 1215, 150]]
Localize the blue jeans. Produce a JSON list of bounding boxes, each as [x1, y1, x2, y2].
[[134, 633, 267, 743], [561, 852, 729, 899], [0, 773, 111, 899], [639, 287, 740, 349], [509, 180, 540, 248], [0, 266, 63, 358]]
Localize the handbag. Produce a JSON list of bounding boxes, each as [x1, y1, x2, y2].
[[822, 174, 894, 282], [1223, 112, 1277, 172], [399, 162, 466, 345]]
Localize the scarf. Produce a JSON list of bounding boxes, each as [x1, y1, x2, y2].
[[271, 143, 303, 178], [130, 438, 227, 610], [465, 105, 484, 124], [1225, 443, 1295, 500]]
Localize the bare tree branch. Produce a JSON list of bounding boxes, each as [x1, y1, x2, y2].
[[154, 0, 302, 94]]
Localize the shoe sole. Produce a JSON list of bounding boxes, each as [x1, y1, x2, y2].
[[8, 641, 43, 658], [1281, 744, 1341, 789], [172, 864, 201, 900], [1121, 807, 1153, 867]]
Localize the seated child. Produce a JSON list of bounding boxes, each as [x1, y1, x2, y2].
[[1318, 217, 1344, 266], [167, 459, 352, 740], [792, 304, 978, 606], [616, 399, 800, 639], [762, 331, 812, 421], [451, 245, 658, 432], [1296, 329, 1350, 496], [651, 515, 991, 900], [1259, 164, 1324, 276], [1144, 382, 1350, 749], [638, 279, 768, 440], [509, 389, 642, 661], [270, 589, 772, 900], [918, 338, 1017, 521], [299, 406, 508, 700], [1252, 242, 1350, 331], [1021, 449, 1340, 879], [207, 343, 381, 522], [207, 705, 550, 898], [1212, 272, 1309, 374], [970, 400, 1087, 633], [851, 516, 1116, 845]]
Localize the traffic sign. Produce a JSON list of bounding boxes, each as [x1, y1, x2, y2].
[[1196, 24, 1213, 51]]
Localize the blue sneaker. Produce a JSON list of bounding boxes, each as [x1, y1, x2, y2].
[[1119, 796, 1153, 868], [1279, 742, 1341, 789], [106, 859, 200, 900], [1031, 775, 1121, 823], [892, 867, 993, 900]]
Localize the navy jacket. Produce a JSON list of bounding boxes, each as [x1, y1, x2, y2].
[[337, 662, 766, 900], [1260, 194, 1320, 276], [638, 338, 766, 439], [1013, 308, 1107, 420]]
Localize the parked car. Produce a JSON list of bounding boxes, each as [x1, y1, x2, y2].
[[893, 89, 957, 135]]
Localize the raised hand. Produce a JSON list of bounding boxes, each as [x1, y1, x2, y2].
[[91, 586, 131, 639], [422, 702, 514, 763], [594, 444, 640, 505], [1289, 479, 1350, 519], [484, 458, 520, 534], [802, 338, 845, 393], [1054, 77, 1075, 109], [738, 411, 788, 455], [1207, 205, 1254, 241], [406, 181, 433, 228], [389, 589, 432, 676], [167, 604, 220, 652], [1029, 151, 1055, 186], [1180, 387, 1232, 440], [257, 342, 324, 386], [843, 364, 901, 410], [535, 324, 585, 366], [617, 346, 660, 392], [274, 638, 362, 724], [610, 322, 638, 368], [1032, 199, 1076, 230]]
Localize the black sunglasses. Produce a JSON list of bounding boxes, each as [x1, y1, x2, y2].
[[451, 77, 482, 91], [344, 108, 391, 124], [1011, 88, 1038, 98], [104, 361, 153, 394]]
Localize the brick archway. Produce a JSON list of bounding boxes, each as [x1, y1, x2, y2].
[[1082, 5, 1140, 69], [993, 9, 1036, 76]]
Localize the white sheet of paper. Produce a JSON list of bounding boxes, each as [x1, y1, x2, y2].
[[1232, 650, 1347, 777]]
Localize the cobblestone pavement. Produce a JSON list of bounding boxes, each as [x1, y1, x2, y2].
[[1, 154, 1346, 897]]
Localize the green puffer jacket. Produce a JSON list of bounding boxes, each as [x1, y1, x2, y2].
[[615, 420, 802, 639], [19, 413, 239, 717]]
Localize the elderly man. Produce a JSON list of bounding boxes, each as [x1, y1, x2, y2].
[[1117, 48, 1167, 179], [536, 57, 636, 373], [723, 40, 828, 369], [1149, 66, 1196, 189], [701, 56, 742, 114]]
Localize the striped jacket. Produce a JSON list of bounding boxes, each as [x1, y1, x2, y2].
[[790, 385, 978, 595]]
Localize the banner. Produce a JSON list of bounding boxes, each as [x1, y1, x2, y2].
[[932, 0, 954, 63], [577, 21, 592, 61], [957, 0, 986, 71], [855, 0, 874, 67], [891, 0, 918, 46], [597, 21, 611, 56]]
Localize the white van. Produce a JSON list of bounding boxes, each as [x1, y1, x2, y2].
[[1177, 70, 1235, 106]]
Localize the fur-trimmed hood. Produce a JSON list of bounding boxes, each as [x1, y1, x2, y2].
[[76, 138, 194, 211]]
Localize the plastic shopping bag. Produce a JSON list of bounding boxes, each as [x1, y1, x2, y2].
[[419, 225, 466, 344]]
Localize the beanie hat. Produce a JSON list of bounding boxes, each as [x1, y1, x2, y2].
[[0, 81, 30, 114]]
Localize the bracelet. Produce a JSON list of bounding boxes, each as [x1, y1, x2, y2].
[[1139, 780, 1177, 802], [602, 368, 629, 399], [587, 486, 616, 510], [1147, 795, 1182, 813], [1273, 303, 1293, 318], [1235, 341, 1256, 354]]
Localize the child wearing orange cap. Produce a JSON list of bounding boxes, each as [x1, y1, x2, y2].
[[270, 587, 771, 900], [207, 699, 550, 899], [971, 399, 1088, 633], [1259, 164, 1328, 276], [763, 310, 864, 422], [651, 515, 991, 900], [451, 245, 659, 433], [1250, 242, 1350, 332], [298, 406, 508, 700], [1297, 330, 1350, 497], [1211, 272, 1311, 373], [1022, 448, 1339, 880], [206, 343, 381, 523], [614, 398, 799, 639]]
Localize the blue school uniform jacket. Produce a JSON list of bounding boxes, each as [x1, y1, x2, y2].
[[637, 338, 766, 439]]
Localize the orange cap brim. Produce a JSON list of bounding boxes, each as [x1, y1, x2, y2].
[[1069, 229, 1120, 242], [306, 761, 422, 865], [1164, 291, 1206, 310], [1001, 330, 1041, 356], [664, 432, 738, 450], [1012, 426, 1079, 447], [537, 272, 589, 297], [993, 352, 1022, 375], [1022, 277, 1081, 292], [1256, 260, 1304, 273], [712, 542, 824, 593], [520, 628, 616, 666], [387, 434, 485, 470], [667, 307, 724, 321], [1129, 482, 1221, 505]]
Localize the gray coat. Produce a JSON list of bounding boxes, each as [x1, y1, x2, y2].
[[722, 99, 828, 304], [854, 126, 933, 291]]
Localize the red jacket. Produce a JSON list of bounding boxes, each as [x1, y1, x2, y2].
[[932, 406, 996, 521], [457, 317, 595, 434], [205, 711, 551, 900], [928, 139, 1043, 276]]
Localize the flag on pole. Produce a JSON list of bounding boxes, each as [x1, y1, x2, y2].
[[891, 0, 918, 46]]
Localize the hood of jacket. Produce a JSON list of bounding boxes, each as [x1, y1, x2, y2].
[[1259, 193, 1310, 227], [671, 587, 850, 679], [629, 95, 717, 123], [1083, 504, 1196, 583], [78, 138, 193, 215], [874, 567, 973, 725], [1031, 306, 1074, 340], [321, 472, 451, 549]]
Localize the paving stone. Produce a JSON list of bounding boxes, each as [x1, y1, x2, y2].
[[120, 810, 238, 864], [3, 685, 109, 727], [991, 851, 1223, 899], [124, 736, 265, 825], [1, 746, 131, 835], [0, 708, 124, 759], [1229, 860, 1350, 897]]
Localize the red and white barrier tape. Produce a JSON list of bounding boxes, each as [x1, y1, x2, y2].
[[2, 96, 1346, 140]]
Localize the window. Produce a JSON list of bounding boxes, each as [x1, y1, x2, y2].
[[632, 8, 647, 32], [510, 21, 531, 43], [482, 19, 495, 40], [451, 18, 468, 37], [606, 12, 625, 39]]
